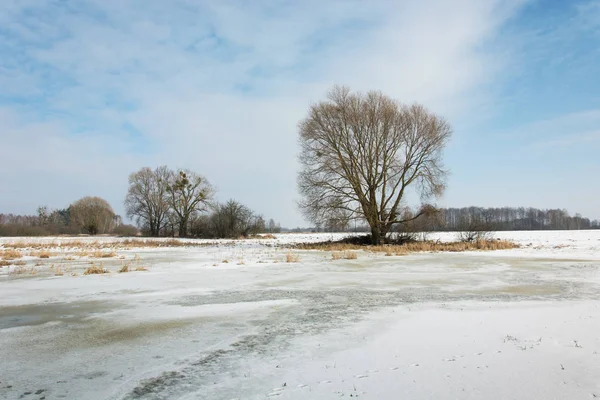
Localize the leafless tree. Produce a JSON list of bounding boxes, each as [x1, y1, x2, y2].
[[69, 196, 115, 235], [166, 169, 214, 237], [298, 86, 451, 244], [456, 215, 494, 242], [209, 200, 262, 238], [124, 166, 170, 236]]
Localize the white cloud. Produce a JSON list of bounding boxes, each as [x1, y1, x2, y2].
[[0, 0, 530, 225]]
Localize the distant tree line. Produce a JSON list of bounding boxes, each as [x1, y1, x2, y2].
[[0, 196, 137, 237], [0, 166, 283, 238], [433, 207, 599, 231], [314, 206, 599, 233]]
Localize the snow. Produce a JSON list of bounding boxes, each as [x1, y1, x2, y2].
[[0, 231, 599, 399]]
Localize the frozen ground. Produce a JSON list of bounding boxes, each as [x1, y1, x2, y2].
[[1, 231, 599, 399]]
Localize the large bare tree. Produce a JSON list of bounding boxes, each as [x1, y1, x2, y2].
[[70, 196, 115, 235], [124, 166, 170, 236], [298, 86, 451, 245], [166, 169, 214, 237]]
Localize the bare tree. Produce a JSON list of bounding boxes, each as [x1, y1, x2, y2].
[[124, 166, 170, 236], [166, 170, 214, 237], [209, 200, 261, 238], [298, 86, 451, 244], [70, 196, 115, 235]]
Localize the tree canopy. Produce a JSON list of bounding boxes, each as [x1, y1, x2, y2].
[[298, 86, 451, 244]]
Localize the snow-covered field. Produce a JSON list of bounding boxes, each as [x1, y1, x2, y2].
[[1, 231, 599, 399]]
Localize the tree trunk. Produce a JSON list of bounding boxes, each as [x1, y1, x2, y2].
[[179, 218, 188, 238], [371, 225, 382, 245]]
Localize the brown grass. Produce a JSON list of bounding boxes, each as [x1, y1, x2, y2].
[[0, 260, 9, 267], [84, 264, 109, 275], [134, 266, 148, 271], [253, 234, 277, 239], [36, 251, 52, 259], [119, 264, 130, 273], [298, 239, 518, 254], [332, 251, 358, 260], [285, 253, 300, 263], [1, 249, 22, 260], [2, 238, 211, 251], [12, 260, 27, 266], [92, 250, 118, 258]]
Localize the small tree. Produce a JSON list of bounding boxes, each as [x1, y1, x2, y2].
[[166, 170, 214, 237], [209, 200, 260, 238], [70, 196, 115, 235], [298, 86, 451, 244], [124, 166, 170, 236], [456, 215, 494, 242]]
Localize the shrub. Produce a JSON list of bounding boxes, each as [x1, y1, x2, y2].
[[112, 224, 139, 237]]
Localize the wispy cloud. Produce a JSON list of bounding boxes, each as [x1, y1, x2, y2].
[[0, 0, 557, 225]]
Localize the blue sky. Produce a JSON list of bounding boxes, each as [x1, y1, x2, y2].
[[0, 0, 599, 227]]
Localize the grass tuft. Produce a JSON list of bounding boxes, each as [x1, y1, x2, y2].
[[1, 249, 22, 260], [84, 263, 109, 275], [285, 253, 300, 263], [92, 250, 118, 258], [332, 251, 358, 260]]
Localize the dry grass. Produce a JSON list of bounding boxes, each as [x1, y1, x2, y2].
[[83, 263, 109, 275], [0, 260, 9, 267], [92, 250, 118, 258], [285, 253, 300, 263], [253, 234, 277, 239], [1, 249, 22, 260], [50, 265, 64, 276], [298, 239, 518, 254], [222, 259, 229, 264], [118, 264, 130, 273], [36, 251, 52, 259], [134, 266, 148, 271], [332, 251, 358, 260], [12, 260, 27, 266], [2, 238, 211, 251]]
